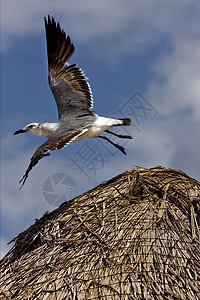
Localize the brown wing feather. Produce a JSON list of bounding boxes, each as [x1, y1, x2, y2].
[[19, 131, 83, 188], [54, 64, 93, 108]]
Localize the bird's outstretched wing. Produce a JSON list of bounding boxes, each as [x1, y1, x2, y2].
[[44, 16, 93, 120], [19, 130, 86, 188]]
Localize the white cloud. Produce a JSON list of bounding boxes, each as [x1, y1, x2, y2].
[[2, 0, 199, 57], [130, 122, 175, 166], [147, 38, 200, 119], [142, 35, 200, 179], [168, 119, 200, 181], [125, 116, 200, 181]]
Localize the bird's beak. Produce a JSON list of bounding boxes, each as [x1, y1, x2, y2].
[[13, 129, 27, 135]]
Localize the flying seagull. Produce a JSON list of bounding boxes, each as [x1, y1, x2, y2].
[[14, 16, 132, 188]]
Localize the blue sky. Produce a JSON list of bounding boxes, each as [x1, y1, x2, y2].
[[1, 0, 200, 257]]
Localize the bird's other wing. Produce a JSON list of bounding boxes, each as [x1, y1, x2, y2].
[[44, 15, 93, 120], [19, 129, 86, 188]]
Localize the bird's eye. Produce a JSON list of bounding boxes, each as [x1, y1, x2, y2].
[[29, 125, 34, 128]]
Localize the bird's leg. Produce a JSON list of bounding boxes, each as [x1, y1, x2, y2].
[[98, 136, 126, 155], [105, 130, 132, 139]]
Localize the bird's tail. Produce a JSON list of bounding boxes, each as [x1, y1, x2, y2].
[[118, 118, 132, 126]]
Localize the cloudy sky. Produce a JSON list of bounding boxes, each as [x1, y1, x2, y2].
[[1, 0, 200, 257]]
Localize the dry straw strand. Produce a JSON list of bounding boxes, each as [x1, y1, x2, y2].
[[0, 166, 200, 299]]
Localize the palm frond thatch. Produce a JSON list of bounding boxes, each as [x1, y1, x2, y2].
[[0, 166, 200, 299]]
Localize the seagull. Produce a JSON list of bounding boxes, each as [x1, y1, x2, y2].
[[14, 16, 132, 188]]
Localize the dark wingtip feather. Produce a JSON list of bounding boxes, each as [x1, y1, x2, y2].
[[44, 15, 75, 72], [19, 175, 27, 189], [44, 16, 93, 115]]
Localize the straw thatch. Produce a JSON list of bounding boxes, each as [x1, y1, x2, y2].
[[0, 166, 200, 299]]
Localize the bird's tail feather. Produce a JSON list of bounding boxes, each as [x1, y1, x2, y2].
[[116, 118, 131, 126]]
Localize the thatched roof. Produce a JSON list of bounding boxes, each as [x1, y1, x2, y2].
[[0, 166, 200, 299]]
